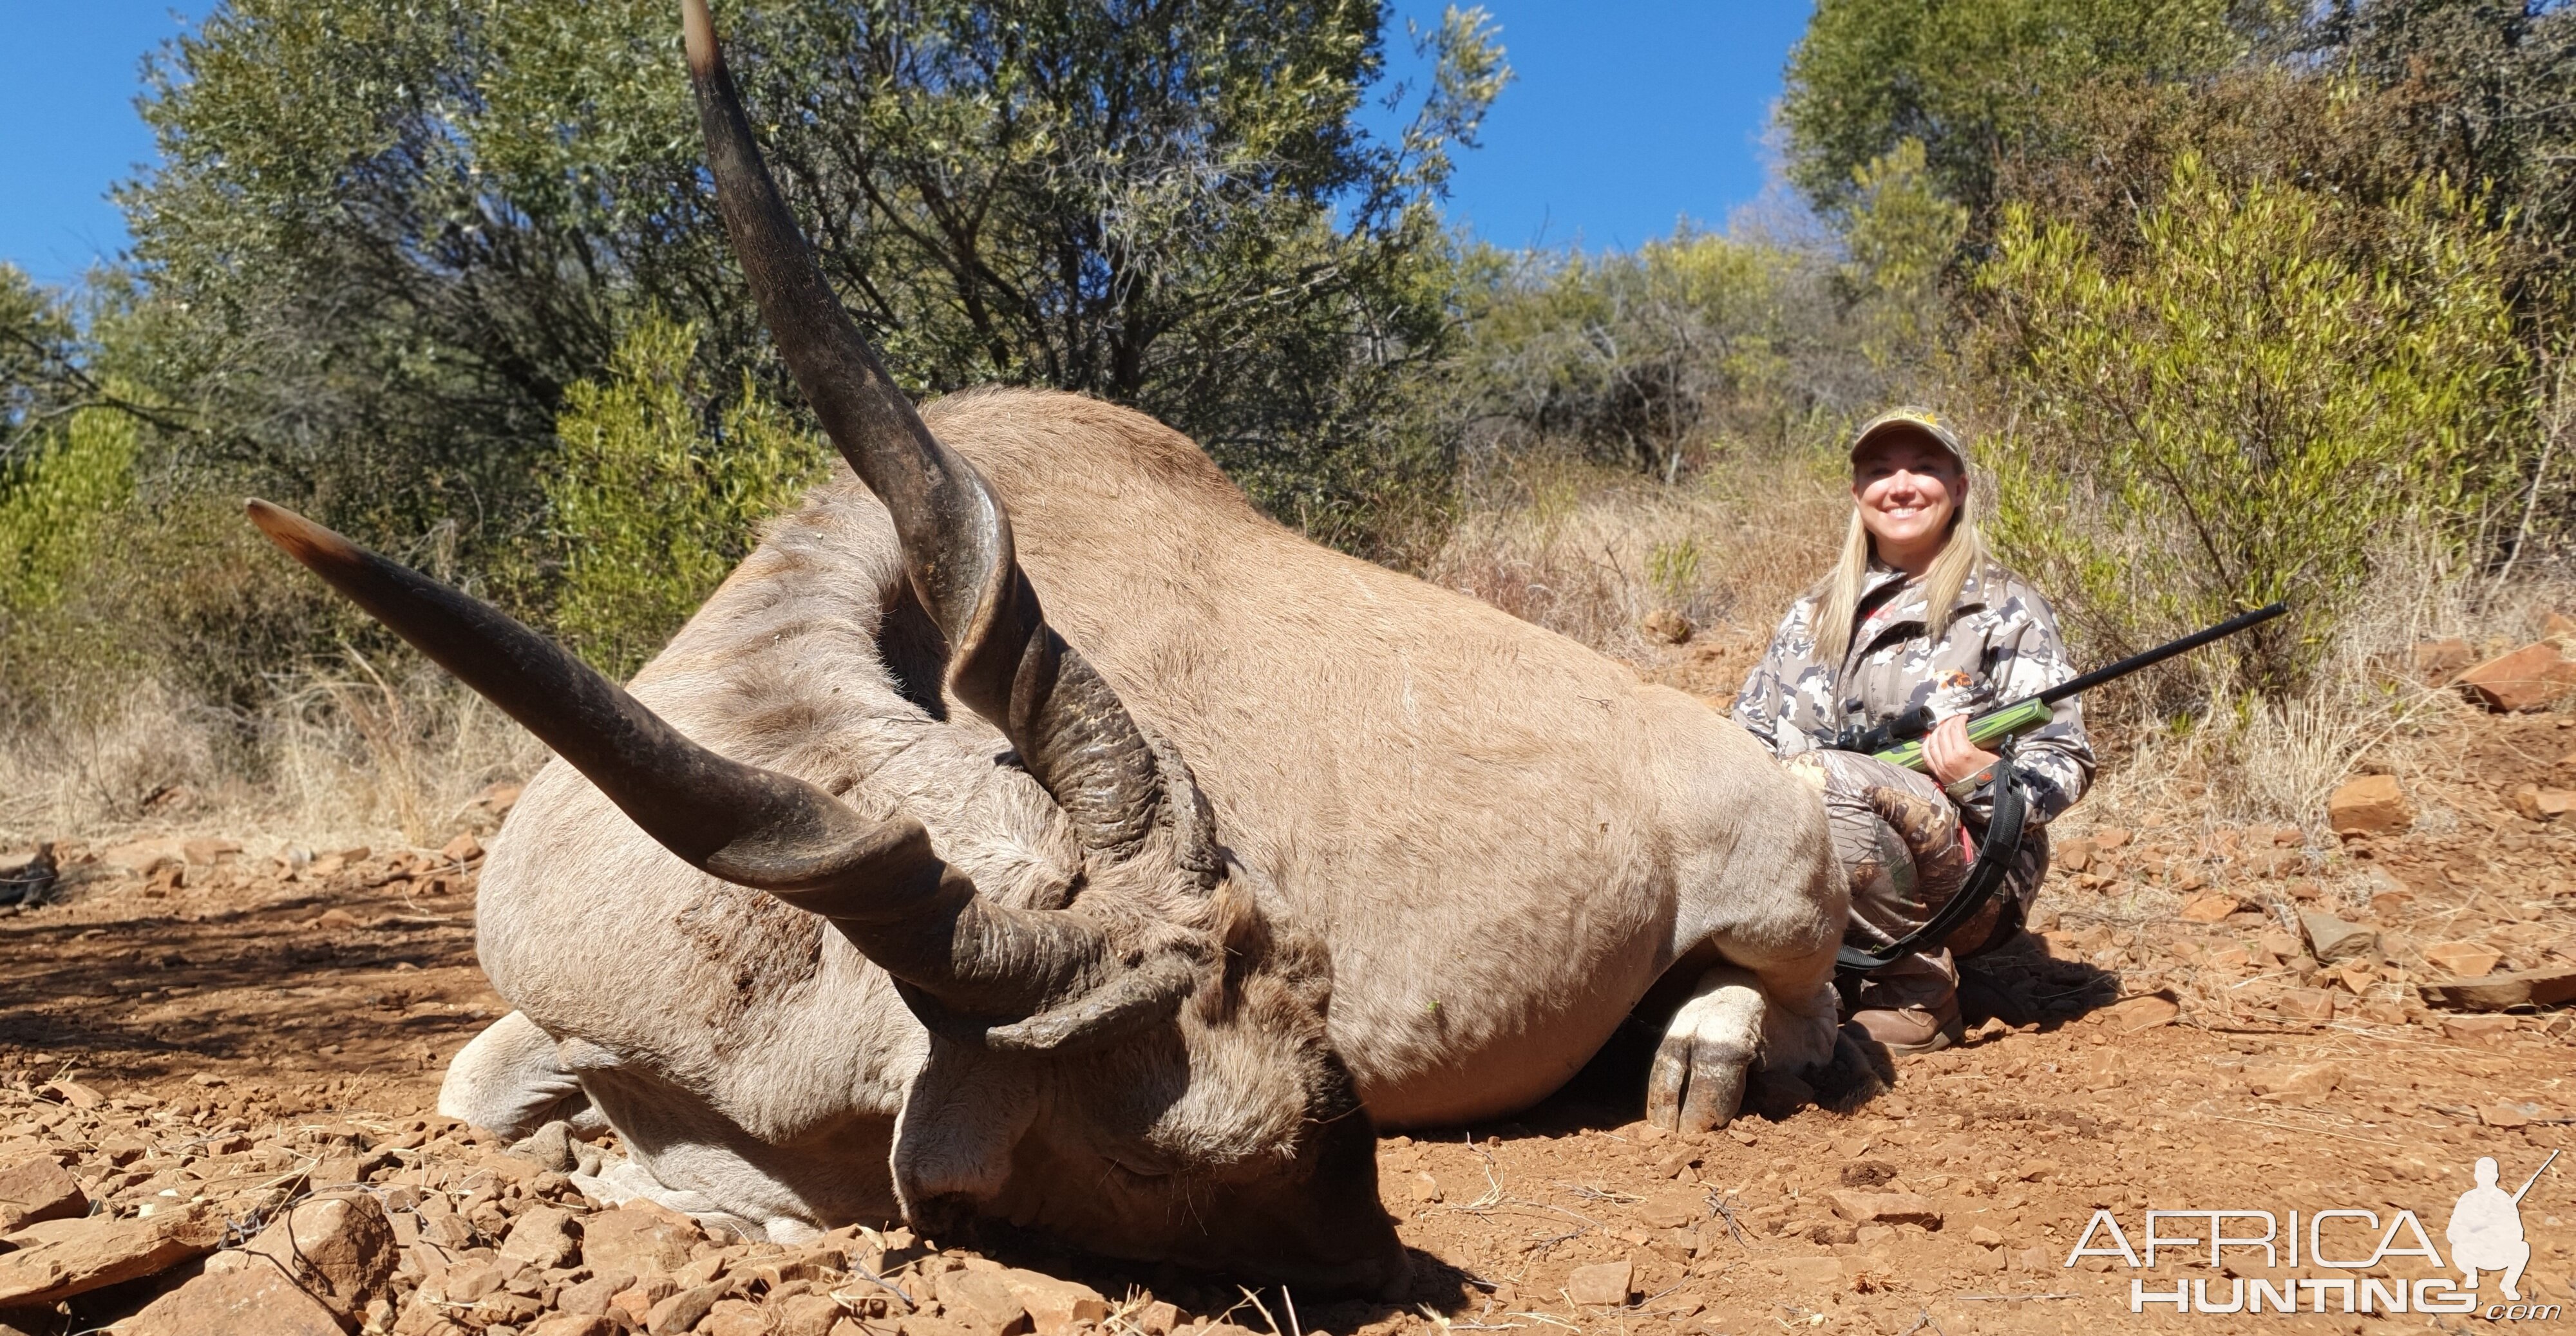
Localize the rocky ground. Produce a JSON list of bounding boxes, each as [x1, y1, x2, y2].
[[1, 650, 2572, 1335]]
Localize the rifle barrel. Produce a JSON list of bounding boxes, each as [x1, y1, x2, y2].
[[2035, 602, 2289, 707]]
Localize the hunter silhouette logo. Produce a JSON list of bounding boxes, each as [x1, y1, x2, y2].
[[2063, 1148, 2563, 1319], [2450, 1152, 2553, 1302]]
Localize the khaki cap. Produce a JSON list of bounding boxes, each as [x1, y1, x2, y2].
[[1848, 407, 1968, 473]]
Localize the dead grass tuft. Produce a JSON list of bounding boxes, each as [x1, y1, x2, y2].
[[0, 654, 538, 853]]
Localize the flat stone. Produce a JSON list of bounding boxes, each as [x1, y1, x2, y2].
[[2301, 912, 2378, 963], [1969, 1225, 2004, 1247], [497, 1203, 580, 1270], [2420, 966, 2576, 1011], [2423, 941, 2504, 978], [556, 1268, 635, 1316], [647, 1281, 729, 1336], [39, 1080, 102, 1110], [2275, 988, 2337, 1023], [703, 1298, 773, 1336], [1135, 1301, 1181, 1335], [2179, 894, 2242, 923], [773, 1292, 848, 1336], [2253, 1062, 2343, 1100], [1826, 1190, 1941, 1228], [0, 1158, 86, 1232], [96, 836, 185, 872], [123, 1252, 344, 1336], [580, 1200, 701, 1279], [940, 1268, 1034, 1335], [2443, 1014, 2521, 1042], [2457, 643, 2576, 711], [528, 1316, 621, 1336], [0, 1202, 224, 1306], [2327, 775, 2412, 835], [1638, 1187, 1707, 1229], [1565, 1257, 1635, 1306], [992, 1267, 1111, 1335], [2510, 785, 2575, 822], [2100, 993, 2179, 1032]]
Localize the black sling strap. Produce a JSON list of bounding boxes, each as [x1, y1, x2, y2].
[[1834, 746, 2029, 979]]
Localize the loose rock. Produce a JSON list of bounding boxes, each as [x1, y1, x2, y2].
[[1826, 1190, 1942, 1229], [2420, 966, 2576, 1011], [0, 1158, 86, 1232], [2327, 775, 2411, 835], [0, 1201, 224, 1306], [124, 1252, 345, 1336], [2300, 912, 2377, 964], [238, 1189, 401, 1324], [2456, 643, 2576, 712], [1565, 1257, 1635, 1306], [2423, 941, 2504, 978], [498, 1203, 581, 1270], [580, 1200, 702, 1279]]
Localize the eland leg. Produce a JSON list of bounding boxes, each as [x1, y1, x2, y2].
[[439, 1010, 598, 1142], [1646, 952, 1839, 1133]]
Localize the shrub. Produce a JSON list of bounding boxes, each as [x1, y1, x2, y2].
[[1971, 155, 2528, 700], [1444, 229, 1868, 475], [542, 314, 826, 678], [0, 406, 137, 619]]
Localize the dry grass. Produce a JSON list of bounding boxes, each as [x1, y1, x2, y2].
[[2074, 555, 2575, 840], [0, 653, 539, 854], [1421, 450, 1851, 660]]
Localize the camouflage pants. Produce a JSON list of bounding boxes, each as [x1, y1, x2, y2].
[[1784, 750, 2049, 1010]]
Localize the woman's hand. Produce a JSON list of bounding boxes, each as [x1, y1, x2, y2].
[[1922, 714, 2000, 788]]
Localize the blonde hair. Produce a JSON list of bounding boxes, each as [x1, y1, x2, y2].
[[1814, 483, 1988, 667]]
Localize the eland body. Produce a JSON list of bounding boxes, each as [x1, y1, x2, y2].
[[249, 1, 1844, 1292]]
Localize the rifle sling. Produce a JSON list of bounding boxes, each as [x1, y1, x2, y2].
[[1835, 749, 2029, 978]]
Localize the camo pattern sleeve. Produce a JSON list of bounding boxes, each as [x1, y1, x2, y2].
[[1967, 580, 2094, 826], [1730, 593, 1837, 758]]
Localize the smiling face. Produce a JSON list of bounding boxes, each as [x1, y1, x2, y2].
[[1851, 429, 1965, 572]]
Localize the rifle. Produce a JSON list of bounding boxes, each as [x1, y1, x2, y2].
[[1835, 602, 2289, 771]]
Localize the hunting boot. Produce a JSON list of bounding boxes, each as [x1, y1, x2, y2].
[[1849, 966, 1964, 1056]]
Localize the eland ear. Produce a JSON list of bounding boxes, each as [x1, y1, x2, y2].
[[889, 1043, 1037, 1234]]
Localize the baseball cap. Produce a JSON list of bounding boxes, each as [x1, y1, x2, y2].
[[1848, 408, 1969, 473]]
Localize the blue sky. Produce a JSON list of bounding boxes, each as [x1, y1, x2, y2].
[[0, 1, 1811, 289]]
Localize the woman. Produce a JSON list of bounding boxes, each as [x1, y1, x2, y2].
[[1732, 409, 2094, 1054]]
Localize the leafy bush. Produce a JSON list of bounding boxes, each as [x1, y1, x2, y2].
[[1781, 0, 2263, 225], [1971, 155, 2529, 698], [0, 407, 136, 619], [542, 315, 826, 679], [1444, 229, 1870, 474]]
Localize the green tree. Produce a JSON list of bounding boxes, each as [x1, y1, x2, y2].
[[1972, 156, 2528, 697], [1837, 138, 1969, 373], [544, 314, 826, 677], [1444, 229, 1861, 473], [1781, 0, 2264, 226], [122, 0, 1504, 560]]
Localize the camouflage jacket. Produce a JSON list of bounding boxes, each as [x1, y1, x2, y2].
[[1731, 562, 2095, 826]]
